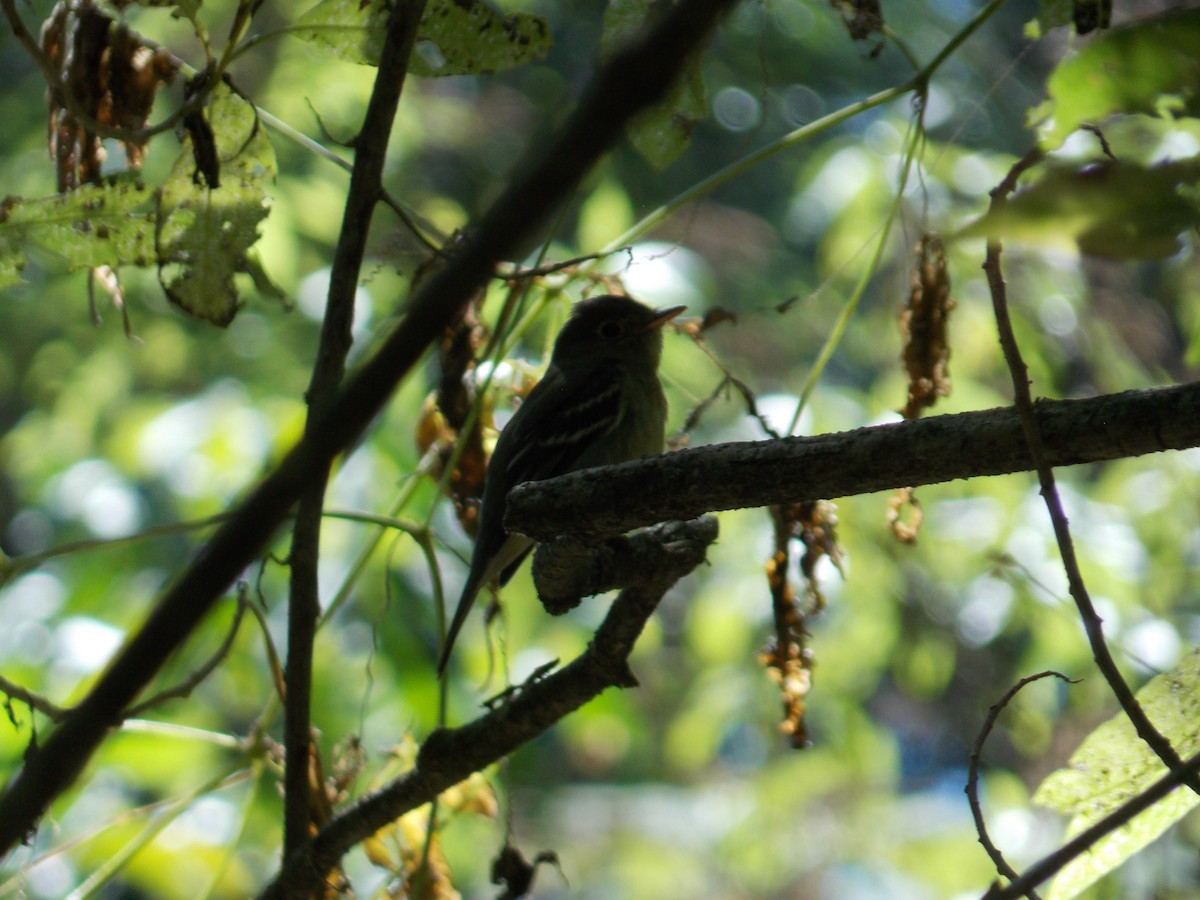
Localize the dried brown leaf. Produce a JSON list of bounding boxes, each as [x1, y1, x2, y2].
[[492, 842, 563, 899], [764, 500, 842, 747], [899, 234, 955, 419], [42, 1, 177, 191], [887, 486, 923, 544], [828, 0, 885, 44]]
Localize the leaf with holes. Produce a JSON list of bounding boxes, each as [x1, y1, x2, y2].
[[602, 0, 707, 169], [155, 85, 277, 325], [294, 0, 551, 76], [0, 178, 157, 287]]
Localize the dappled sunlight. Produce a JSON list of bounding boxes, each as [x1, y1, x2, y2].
[[1, 0, 1199, 897]]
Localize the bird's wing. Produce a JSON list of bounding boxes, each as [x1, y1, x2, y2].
[[436, 361, 627, 676], [501, 359, 625, 486]]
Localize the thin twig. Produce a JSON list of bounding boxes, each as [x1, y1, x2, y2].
[[1, 513, 231, 584], [984, 148, 1200, 794], [0, 676, 68, 722], [985, 749, 1200, 899], [251, 565, 288, 701], [677, 337, 780, 441], [498, 247, 632, 280], [967, 671, 1074, 898], [123, 587, 249, 718]]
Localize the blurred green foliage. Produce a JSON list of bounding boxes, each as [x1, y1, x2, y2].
[[1, 0, 1200, 897]]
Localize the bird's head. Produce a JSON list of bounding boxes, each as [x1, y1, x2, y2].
[[551, 294, 685, 372]]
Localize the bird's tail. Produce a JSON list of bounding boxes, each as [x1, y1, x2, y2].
[[437, 572, 482, 677]]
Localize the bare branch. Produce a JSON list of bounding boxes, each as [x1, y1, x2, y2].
[[984, 152, 1200, 794], [506, 381, 1200, 540], [1, 513, 230, 585], [967, 671, 1074, 898], [283, 0, 427, 858], [261, 517, 718, 898]]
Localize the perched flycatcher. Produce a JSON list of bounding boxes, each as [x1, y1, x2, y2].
[[437, 294, 684, 675]]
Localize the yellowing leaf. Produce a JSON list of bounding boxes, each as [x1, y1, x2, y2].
[[1033, 8, 1200, 149], [362, 833, 396, 869], [1034, 647, 1200, 899]]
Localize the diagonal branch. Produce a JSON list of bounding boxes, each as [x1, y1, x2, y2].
[[984, 155, 1200, 795], [506, 381, 1200, 540], [985, 748, 1200, 899], [0, 0, 743, 856], [260, 517, 718, 898]]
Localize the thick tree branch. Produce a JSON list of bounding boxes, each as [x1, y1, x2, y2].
[[506, 381, 1200, 540], [261, 518, 718, 898], [0, 0, 741, 855], [529, 518, 710, 613]]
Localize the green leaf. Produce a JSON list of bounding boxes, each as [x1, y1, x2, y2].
[[0, 178, 157, 287], [626, 62, 705, 170], [0, 88, 273, 325], [601, 0, 707, 169], [156, 84, 277, 326], [1025, 0, 1074, 39], [293, 0, 551, 76], [957, 158, 1200, 260], [1033, 648, 1200, 899], [1033, 8, 1200, 149]]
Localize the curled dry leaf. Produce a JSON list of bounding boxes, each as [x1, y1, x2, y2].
[[492, 841, 563, 900], [41, 0, 178, 191], [682, 306, 736, 337], [180, 71, 221, 188], [899, 233, 955, 420], [415, 293, 503, 539], [1073, 0, 1112, 35], [436, 294, 488, 431], [302, 736, 352, 893], [764, 500, 842, 748], [887, 486, 923, 544], [828, 0, 885, 43], [774, 294, 801, 314]]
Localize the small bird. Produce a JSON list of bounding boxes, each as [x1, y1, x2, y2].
[[437, 294, 685, 675]]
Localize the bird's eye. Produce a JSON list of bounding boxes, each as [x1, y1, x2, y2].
[[598, 320, 624, 339]]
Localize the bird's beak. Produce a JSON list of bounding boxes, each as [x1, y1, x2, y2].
[[641, 305, 686, 332]]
